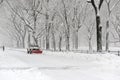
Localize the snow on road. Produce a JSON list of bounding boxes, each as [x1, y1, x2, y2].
[[0, 50, 52, 80], [0, 48, 120, 80]]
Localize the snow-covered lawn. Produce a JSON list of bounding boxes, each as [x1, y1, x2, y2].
[[0, 48, 120, 80]]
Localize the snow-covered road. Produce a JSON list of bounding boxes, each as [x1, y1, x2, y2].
[[0, 48, 120, 80]]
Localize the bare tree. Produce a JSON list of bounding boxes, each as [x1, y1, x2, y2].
[[6, 0, 43, 47], [57, 24, 66, 51], [40, 0, 50, 50], [5, 23, 22, 47], [60, 0, 73, 51], [72, 1, 88, 50], [10, 13, 27, 48], [111, 16, 120, 43], [87, 0, 104, 52], [49, 12, 57, 51], [105, 0, 120, 51], [85, 22, 95, 52]]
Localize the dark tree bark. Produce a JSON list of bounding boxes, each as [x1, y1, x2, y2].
[[74, 30, 78, 50], [45, 12, 50, 50], [89, 38, 92, 53], [106, 21, 109, 51], [51, 13, 56, 51], [52, 32, 56, 51], [28, 31, 30, 47], [62, 0, 70, 51], [88, 0, 104, 52], [59, 36, 62, 51], [96, 16, 102, 52]]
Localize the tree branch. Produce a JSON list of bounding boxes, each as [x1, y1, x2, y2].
[[99, 0, 104, 9], [91, 0, 97, 14], [110, 0, 120, 12]]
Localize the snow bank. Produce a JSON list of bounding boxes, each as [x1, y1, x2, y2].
[[0, 50, 53, 80], [0, 68, 52, 80]]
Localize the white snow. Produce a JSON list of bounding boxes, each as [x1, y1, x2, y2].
[[0, 48, 120, 80]]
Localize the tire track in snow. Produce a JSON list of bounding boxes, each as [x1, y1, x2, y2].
[[0, 66, 81, 70]]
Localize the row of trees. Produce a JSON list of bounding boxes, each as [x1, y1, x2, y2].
[[1, 0, 120, 52]]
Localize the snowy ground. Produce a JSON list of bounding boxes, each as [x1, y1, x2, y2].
[[0, 48, 120, 80]]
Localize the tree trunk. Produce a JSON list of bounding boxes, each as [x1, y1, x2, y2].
[[75, 30, 78, 50], [22, 31, 26, 48], [90, 0, 103, 52], [46, 33, 49, 50], [96, 15, 102, 52], [66, 34, 70, 51], [39, 39, 41, 48], [16, 40, 19, 47], [27, 32, 31, 48], [66, 25, 70, 51], [43, 37, 46, 49], [45, 12, 50, 50], [52, 32, 56, 51], [22, 37, 25, 48], [89, 38, 92, 53], [106, 21, 109, 51], [32, 34, 38, 46], [33, 0, 37, 46], [59, 36, 62, 51]]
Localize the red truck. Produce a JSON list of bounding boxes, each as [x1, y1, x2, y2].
[[27, 45, 42, 54]]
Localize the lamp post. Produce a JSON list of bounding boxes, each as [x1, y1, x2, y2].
[[87, 0, 104, 52]]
